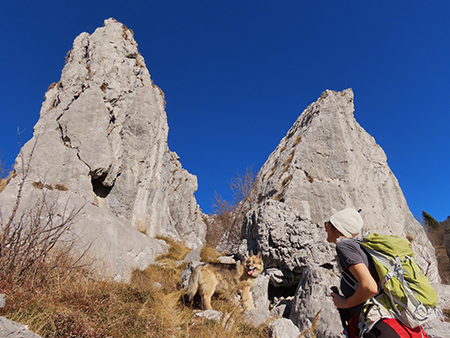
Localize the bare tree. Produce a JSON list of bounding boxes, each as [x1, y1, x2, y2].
[[0, 142, 86, 286], [207, 166, 257, 249]]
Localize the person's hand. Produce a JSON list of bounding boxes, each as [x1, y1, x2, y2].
[[331, 291, 348, 309]]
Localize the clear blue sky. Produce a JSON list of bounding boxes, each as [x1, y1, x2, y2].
[[0, 1, 449, 222]]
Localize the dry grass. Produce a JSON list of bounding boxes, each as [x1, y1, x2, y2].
[[31, 181, 68, 191], [0, 179, 6, 192], [0, 238, 270, 338], [283, 155, 293, 167], [304, 170, 314, 183], [0, 177, 10, 193], [156, 236, 191, 261], [0, 170, 16, 193], [281, 174, 292, 187], [444, 308, 450, 322], [152, 84, 167, 109], [32, 180, 44, 189], [187, 302, 268, 338], [1, 268, 185, 338], [200, 244, 222, 262]]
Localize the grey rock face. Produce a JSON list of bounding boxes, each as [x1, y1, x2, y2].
[[241, 200, 335, 285], [0, 18, 205, 280], [423, 318, 450, 338], [423, 283, 450, 338], [289, 266, 342, 338], [243, 89, 439, 282], [433, 283, 450, 312], [0, 317, 42, 338]]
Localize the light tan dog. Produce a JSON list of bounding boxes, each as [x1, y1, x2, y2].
[[187, 252, 264, 310]]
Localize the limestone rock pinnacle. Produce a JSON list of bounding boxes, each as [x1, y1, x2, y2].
[[0, 18, 206, 281], [241, 88, 441, 335]]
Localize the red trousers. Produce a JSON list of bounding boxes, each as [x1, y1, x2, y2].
[[346, 316, 429, 338]]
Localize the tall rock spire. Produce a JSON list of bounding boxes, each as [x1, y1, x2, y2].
[[241, 88, 440, 335], [0, 18, 205, 280], [246, 89, 438, 278]]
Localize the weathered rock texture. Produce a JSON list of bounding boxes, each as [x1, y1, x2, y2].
[[0, 317, 42, 338], [0, 18, 205, 281], [241, 89, 441, 334], [289, 266, 342, 338]]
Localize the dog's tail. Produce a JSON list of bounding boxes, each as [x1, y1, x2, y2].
[[186, 266, 200, 301]]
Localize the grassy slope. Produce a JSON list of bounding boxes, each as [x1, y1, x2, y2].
[[0, 239, 269, 338]]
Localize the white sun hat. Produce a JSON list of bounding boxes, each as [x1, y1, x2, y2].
[[329, 208, 363, 238]]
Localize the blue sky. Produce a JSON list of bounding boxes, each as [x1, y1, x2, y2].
[[0, 1, 449, 222]]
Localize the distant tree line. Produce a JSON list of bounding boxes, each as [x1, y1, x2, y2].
[[422, 210, 450, 284]]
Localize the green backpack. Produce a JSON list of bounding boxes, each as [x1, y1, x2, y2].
[[359, 233, 442, 330]]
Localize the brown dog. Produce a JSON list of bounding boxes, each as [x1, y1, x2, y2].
[[187, 252, 264, 310]]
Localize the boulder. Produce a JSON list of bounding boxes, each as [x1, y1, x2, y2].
[[241, 308, 270, 327], [289, 266, 342, 338], [0, 18, 205, 281], [266, 318, 301, 338], [0, 317, 42, 338]]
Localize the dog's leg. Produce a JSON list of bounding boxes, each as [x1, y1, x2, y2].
[[198, 272, 218, 310], [201, 281, 217, 310], [241, 286, 255, 310]]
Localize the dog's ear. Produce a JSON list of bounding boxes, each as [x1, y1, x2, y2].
[[250, 250, 253, 257], [256, 251, 262, 259]]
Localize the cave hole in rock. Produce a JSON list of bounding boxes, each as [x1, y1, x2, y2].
[[268, 282, 299, 302], [320, 263, 334, 270], [91, 173, 113, 198]]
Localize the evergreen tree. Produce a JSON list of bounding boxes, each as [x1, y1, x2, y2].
[[422, 210, 440, 230]]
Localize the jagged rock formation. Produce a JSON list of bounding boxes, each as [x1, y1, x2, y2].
[[243, 89, 438, 280], [0, 18, 205, 281], [241, 200, 335, 277], [240, 89, 442, 335]]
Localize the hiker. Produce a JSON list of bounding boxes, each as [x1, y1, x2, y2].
[[326, 208, 429, 338]]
